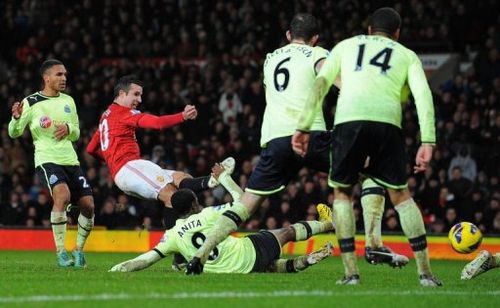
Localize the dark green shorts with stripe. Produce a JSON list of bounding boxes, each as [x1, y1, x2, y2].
[[246, 131, 332, 195]]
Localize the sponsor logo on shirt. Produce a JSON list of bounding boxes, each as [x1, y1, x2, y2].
[[49, 174, 58, 185], [39, 116, 52, 128], [64, 105, 71, 113]]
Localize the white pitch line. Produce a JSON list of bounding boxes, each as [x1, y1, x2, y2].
[[0, 290, 499, 303]]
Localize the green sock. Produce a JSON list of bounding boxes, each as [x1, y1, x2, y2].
[[76, 214, 94, 250], [333, 199, 358, 276], [395, 198, 431, 275], [361, 179, 385, 248], [292, 220, 333, 241], [195, 201, 250, 262], [50, 211, 67, 253]]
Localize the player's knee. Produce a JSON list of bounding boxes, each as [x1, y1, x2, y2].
[[78, 196, 95, 216], [336, 186, 353, 196], [283, 226, 296, 241], [389, 189, 410, 206], [174, 172, 192, 187]]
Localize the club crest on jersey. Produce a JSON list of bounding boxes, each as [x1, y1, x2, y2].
[[49, 174, 58, 185], [64, 105, 71, 113], [156, 175, 165, 183], [39, 116, 52, 128]]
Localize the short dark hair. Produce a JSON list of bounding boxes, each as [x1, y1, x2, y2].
[[171, 189, 197, 216], [370, 7, 401, 35], [290, 13, 318, 42], [39, 59, 63, 76], [114, 75, 143, 97]]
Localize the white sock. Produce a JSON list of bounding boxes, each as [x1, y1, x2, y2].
[[333, 199, 358, 276], [76, 214, 94, 251], [361, 179, 385, 248], [50, 211, 67, 253], [395, 198, 431, 275]]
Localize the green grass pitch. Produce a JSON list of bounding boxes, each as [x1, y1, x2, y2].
[[0, 251, 498, 307]]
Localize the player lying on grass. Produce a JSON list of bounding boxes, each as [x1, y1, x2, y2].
[[186, 12, 408, 277], [87, 75, 233, 208], [109, 163, 333, 274], [461, 250, 500, 280]]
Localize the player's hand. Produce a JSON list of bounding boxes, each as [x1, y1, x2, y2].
[[182, 105, 198, 120], [54, 123, 69, 140], [11, 101, 23, 120], [292, 130, 310, 157], [108, 263, 127, 272], [414, 144, 434, 173], [211, 163, 224, 180]]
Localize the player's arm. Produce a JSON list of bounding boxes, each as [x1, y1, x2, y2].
[[407, 53, 436, 145], [137, 105, 197, 130], [298, 47, 341, 132], [65, 99, 80, 141], [8, 100, 31, 138], [86, 129, 104, 160], [109, 230, 176, 272], [407, 52, 436, 173], [108, 250, 163, 272]]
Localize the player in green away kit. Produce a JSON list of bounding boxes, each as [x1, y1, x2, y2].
[[292, 8, 441, 286], [8, 59, 95, 268], [109, 163, 333, 274], [186, 13, 409, 275]]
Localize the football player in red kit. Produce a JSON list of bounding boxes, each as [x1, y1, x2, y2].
[[87, 75, 234, 208]]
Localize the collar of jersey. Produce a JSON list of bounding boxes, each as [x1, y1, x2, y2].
[[37, 91, 61, 98]]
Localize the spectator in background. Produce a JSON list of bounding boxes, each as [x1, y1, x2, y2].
[[0, 0, 498, 235], [1, 192, 25, 226], [430, 219, 446, 234], [448, 145, 477, 182], [492, 212, 500, 234], [218, 79, 243, 124], [447, 167, 474, 219], [444, 207, 459, 231]]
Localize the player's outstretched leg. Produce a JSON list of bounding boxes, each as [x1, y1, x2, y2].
[[177, 157, 236, 193], [461, 250, 499, 280], [270, 242, 333, 273]]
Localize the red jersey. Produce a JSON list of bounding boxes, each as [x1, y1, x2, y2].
[[87, 103, 184, 179]]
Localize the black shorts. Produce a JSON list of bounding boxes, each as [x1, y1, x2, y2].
[[248, 230, 281, 273], [246, 131, 331, 195], [329, 121, 408, 189], [36, 163, 93, 202]]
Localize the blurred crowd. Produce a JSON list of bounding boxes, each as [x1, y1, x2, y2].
[[0, 0, 499, 235]]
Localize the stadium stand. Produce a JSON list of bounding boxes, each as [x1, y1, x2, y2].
[[0, 0, 498, 235]]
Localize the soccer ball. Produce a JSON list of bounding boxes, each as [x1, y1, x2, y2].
[[448, 222, 482, 254]]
